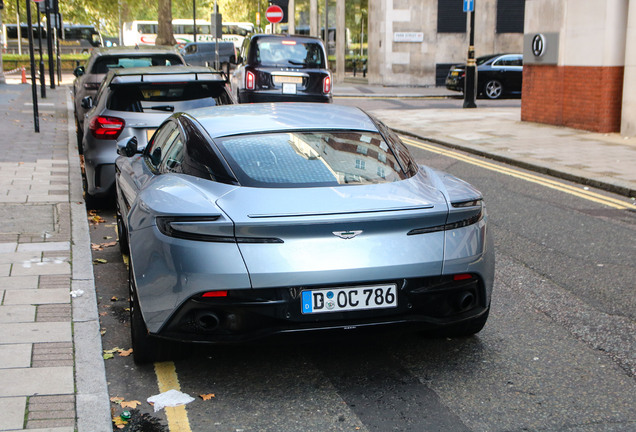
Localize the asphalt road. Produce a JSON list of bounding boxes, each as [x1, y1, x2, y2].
[[88, 98, 636, 432]]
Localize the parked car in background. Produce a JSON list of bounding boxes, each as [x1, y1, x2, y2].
[[79, 66, 235, 203], [445, 54, 523, 99], [115, 103, 494, 363], [72, 46, 186, 141], [231, 34, 332, 103], [180, 41, 237, 68]]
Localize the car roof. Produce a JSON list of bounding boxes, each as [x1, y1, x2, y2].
[[91, 46, 182, 57], [185, 103, 378, 139], [106, 66, 227, 85], [250, 33, 326, 44]]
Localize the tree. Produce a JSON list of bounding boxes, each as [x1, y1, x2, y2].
[[155, 0, 176, 45]]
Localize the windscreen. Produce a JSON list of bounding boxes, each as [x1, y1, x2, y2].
[[108, 82, 230, 112], [91, 55, 184, 73], [215, 131, 410, 188], [254, 39, 325, 68]]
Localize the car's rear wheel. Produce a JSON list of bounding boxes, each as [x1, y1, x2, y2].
[[74, 116, 83, 155], [116, 210, 129, 255], [484, 80, 503, 99], [129, 267, 190, 364], [440, 306, 490, 338]]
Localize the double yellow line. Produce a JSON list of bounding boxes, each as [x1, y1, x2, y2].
[[401, 136, 632, 210]]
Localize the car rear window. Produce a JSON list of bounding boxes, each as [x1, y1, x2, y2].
[[254, 39, 325, 68], [214, 131, 408, 188], [108, 82, 230, 112], [91, 55, 183, 74]]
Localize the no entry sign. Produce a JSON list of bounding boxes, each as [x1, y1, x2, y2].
[[266, 5, 284, 24]]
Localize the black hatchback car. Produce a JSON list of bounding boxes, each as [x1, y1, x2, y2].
[[231, 34, 332, 103], [446, 53, 523, 99]]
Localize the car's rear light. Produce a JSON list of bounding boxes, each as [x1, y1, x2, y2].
[[246, 70, 255, 90], [156, 216, 283, 243], [453, 273, 473, 281], [84, 82, 100, 90], [202, 290, 228, 298], [88, 116, 125, 139], [323, 75, 332, 94], [407, 200, 483, 235]]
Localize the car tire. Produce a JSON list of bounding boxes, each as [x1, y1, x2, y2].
[[440, 306, 490, 338], [129, 267, 178, 364], [116, 210, 129, 256], [484, 80, 503, 99], [75, 117, 84, 155]]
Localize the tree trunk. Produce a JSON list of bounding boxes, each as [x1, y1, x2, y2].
[[156, 0, 176, 46]]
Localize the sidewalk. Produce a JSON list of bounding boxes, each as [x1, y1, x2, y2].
[[334, 82, 636, 198], [0, 82, 111, 431], [0, 78, 634, 432]]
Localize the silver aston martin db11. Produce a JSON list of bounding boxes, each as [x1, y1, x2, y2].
[[115, 103, 495, 363]]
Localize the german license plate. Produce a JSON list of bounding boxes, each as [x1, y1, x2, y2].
[[274, 75, 303, 84], [451, 71, 459, 77], [301, 284, 397, 314]]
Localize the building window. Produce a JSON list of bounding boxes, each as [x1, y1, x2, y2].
[[437, 0, 466, 33], [497, 0, 525, 33], [355, 159, 366, 170]]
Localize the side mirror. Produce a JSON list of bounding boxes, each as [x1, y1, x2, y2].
[[80, 96, 93, 109], [73, 66, 85, 77], [117, 136, 139, 157]]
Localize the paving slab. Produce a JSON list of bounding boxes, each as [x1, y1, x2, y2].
[[0, 344, 32, 368], [0, 367, 74, 397], [0, 305, 36, 323], [0, 322, 71, 344], [0, 396, 27, 430], [16, 242, 70, 252], [10, 261, 71, 277], [0, 275, 39, 289], [3, 288, 70, 306]]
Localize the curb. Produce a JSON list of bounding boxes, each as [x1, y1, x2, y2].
[[394, 128, 636, 199], [65, 89, 113, 432]]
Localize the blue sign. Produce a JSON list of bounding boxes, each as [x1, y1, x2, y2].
[[463, 0, 474, 12]]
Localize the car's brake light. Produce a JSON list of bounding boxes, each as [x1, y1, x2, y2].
[[323, 75, 332, 94], [156, 216, 283, 243], [202, 290, 228, 297], [246, 70, 255, 90], [281, 40, 297, 45], [88, 116, 125, 139]]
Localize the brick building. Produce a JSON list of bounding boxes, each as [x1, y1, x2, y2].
[[363, 0, 635, 136], [521, 0, 635, 135]]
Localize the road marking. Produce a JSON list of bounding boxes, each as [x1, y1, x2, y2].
[[155, 361, 193, 432], [401, 136, 632, 210]]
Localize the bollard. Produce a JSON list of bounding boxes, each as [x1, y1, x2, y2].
[[21, 67, 27, 84]]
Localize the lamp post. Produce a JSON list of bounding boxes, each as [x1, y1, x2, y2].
[[463, 0, 476, 108]]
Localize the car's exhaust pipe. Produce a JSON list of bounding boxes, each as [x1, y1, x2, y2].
[[195, 311, 220, 331], [457, 292, 475, 311]]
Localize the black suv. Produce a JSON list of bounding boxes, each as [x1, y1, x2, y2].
[[231, 34, 332, 103]]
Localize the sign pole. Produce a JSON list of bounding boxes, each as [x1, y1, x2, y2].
[[35, 0, 46, 98], [463, 0, 476, 108], [45, 0, 55, 89], [26, 0, 40, 132]]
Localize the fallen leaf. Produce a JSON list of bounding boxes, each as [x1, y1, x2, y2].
[[120, 400, 141, 409], [112, 415, 127, 429], [119, 348, 133, 357], [93, 258, 108, 264], [200, 393, 215, 400], [91, 243, 104, 251], [100, 329, 106, 336], [99, 312, 108, 316], [110, 396, 125, 404], [103, 352, 114, 360], [104, 236, 113, 240], [111, 296, 118, 301]]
